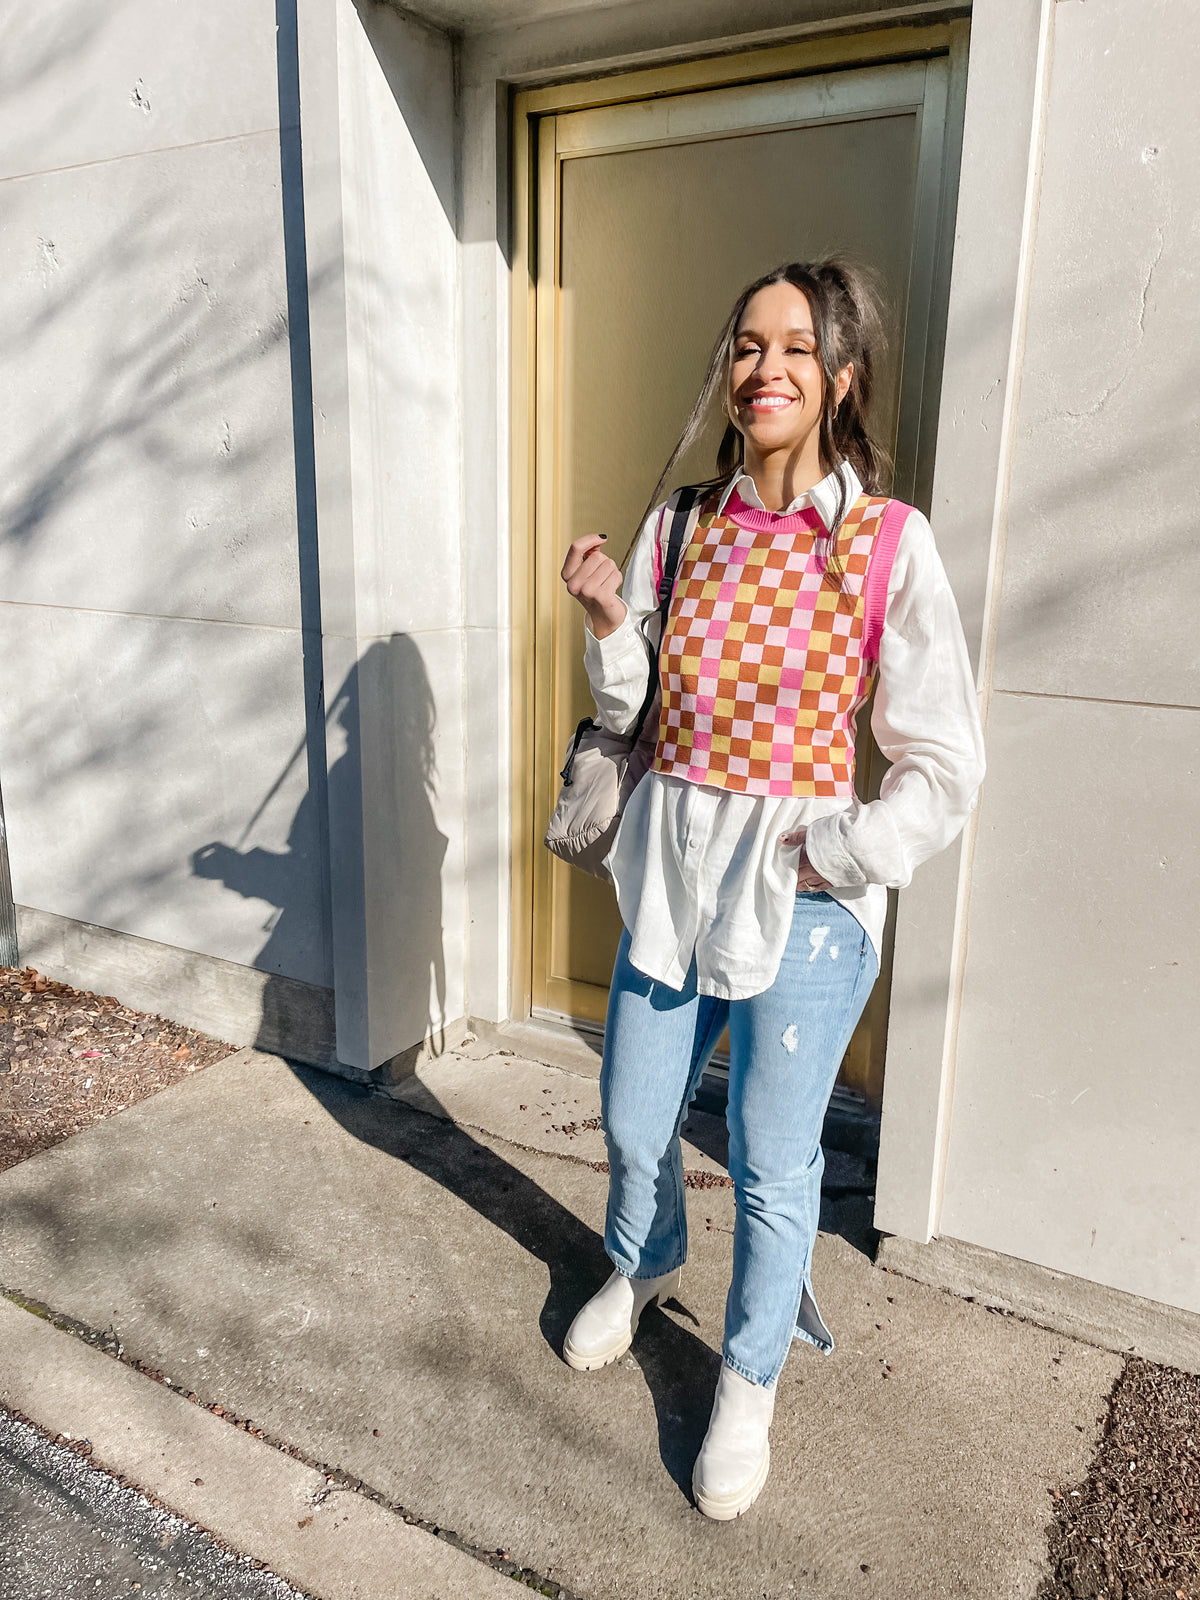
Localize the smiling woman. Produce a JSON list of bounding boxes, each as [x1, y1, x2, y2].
[[631, 260, 890, 569], [556, 258, 985, 1520]]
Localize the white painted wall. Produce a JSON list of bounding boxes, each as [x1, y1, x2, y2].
[[0, 0, 332, 995], [297, 0, 466, 1068], [875, 0, 1051, 1246], [935, 0, 1200, 1315], [6, 0, 1195, 1328], [457, 0, 1200, 1326]]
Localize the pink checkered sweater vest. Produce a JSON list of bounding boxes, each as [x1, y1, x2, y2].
[[653, 486, 909, 798]]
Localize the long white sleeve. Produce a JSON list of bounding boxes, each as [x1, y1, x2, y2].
[[802, 511, 986, 889], [581, 505, 664, 737]]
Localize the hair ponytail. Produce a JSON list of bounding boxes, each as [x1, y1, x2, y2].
[[628, 257, 891, 588]]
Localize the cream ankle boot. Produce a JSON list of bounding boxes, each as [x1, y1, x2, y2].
[[692, 1363, 776, 1520], [562, 1266, 682, 1371]]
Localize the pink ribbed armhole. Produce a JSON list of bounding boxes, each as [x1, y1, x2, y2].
[[862, 499, 910, 661]]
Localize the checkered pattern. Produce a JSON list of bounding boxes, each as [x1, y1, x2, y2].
[[653, 492, 891, 797]]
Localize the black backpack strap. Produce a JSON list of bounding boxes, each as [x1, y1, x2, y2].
[[658, 483, 706, 603]]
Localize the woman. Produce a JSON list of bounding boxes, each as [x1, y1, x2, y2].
[[558, 260, 984, 1520]]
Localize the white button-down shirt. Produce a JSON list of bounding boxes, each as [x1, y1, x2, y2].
[[583, 463, 985, 1000]]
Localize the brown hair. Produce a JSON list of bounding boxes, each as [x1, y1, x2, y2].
[[632, 259, 891, 584]]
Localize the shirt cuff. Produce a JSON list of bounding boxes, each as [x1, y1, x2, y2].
[[584, 608, 644, 670], [803, 813, 868, 889]]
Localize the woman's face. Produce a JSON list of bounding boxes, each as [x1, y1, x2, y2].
[[728, 282, 847, 461]]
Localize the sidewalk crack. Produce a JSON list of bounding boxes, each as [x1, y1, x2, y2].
[[384, 1095, 734, 1189]]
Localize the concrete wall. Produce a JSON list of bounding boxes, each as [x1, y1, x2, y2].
[[0, 3, 333, 1041], [5, 0, 1195, 1329], [1, 0, 471, 1073], [933, 0, 1200, 1315], [296, 0, 466, 1070]]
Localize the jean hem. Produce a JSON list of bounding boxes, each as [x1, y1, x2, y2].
[[720, 1352, 779, 1389], [608, 1255, 686, 1282], [792, 1325, 835, 1355]]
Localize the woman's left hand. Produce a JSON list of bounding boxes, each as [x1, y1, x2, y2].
[[780, 829, 831, 893]]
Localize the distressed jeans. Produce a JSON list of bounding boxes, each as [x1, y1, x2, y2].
[[600, 892, 878, 1387]]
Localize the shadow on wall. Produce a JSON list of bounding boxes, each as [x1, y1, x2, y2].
[[0, 7, 347, 979], [0, 180, 337, 957], [350, 0, 458, 231], [0, 1, 450, 1063], [192, 636, 449, 1069]]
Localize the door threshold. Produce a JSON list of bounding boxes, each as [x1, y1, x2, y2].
[[479, 1015, 879, 1157], [474, 1010, 733, 1090], [470, 1013, 605, 1079]]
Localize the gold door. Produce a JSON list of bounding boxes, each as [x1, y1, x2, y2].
[[514, 31, 966, 1099]]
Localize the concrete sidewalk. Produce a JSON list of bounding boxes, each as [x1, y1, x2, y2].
[[0, 1043, 1120, 1599]]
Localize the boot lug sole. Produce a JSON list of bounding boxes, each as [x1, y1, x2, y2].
[[562, 1330, 635, 1371], [693, 1442, 770, 1521], [561, 1276, 678, 1372]]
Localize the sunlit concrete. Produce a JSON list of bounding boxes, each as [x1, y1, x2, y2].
[[0, 1048, 1118, 1600]]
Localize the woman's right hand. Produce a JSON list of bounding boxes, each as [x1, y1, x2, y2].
[[780, 828, 832, 893], [561, 535, 627, 640]]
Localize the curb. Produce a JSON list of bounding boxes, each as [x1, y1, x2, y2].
[[0, 1295, 516, 1600]]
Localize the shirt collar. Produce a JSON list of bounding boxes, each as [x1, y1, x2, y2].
[[717, 460, 864, 533]]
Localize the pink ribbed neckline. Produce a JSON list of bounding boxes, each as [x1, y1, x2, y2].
[[723, 488, 826, 535]]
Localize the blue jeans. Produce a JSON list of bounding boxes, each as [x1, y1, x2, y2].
[[600, 893, 878, 1387]]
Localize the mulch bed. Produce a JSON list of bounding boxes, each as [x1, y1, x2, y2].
[[1040, 1356, 1200, 1599], [0, 965, 235, 1174]]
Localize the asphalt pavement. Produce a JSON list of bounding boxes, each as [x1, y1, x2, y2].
[[0, 1407, 307, 1600]]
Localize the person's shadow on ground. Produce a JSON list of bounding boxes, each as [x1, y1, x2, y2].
[[189, 622, 872, 1499], [190, 624, 717, 1494], [290, 1063, 723, 1501]]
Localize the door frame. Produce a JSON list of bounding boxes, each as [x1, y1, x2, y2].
[[509, 20, 971, 1080]]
